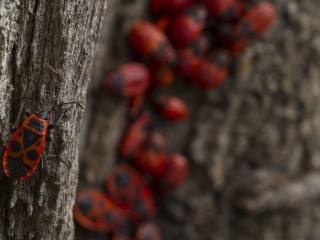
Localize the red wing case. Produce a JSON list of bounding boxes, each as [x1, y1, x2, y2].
[[3, 114, 48, 181], [73, 190, 125, 232], [104, 63, 151, 96]]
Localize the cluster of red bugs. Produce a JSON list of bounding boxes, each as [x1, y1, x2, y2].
[[74, 0, 276, 239]]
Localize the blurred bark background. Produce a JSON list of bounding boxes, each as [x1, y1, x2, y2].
[[0, 0, 107, 239], [77, 0, 320, 240], [1, 0, 319, 239]]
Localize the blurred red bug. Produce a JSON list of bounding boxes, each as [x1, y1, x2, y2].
[[187, 34, 210, 56], [120, 112, 150, 159], [128, 94, 145, 118], [200, 0, 243, 22], [207, 49, 231, 69], [129, 21, 177, 64], [73, 190, 125, 233], [152, 94, 189, 121], [191, 62, 226, 90], [233, 2, 276, 40], [191, 49, 231, 89], [104, 63, 151, 96], [132, 130, 166, 178], [173, 34, 210, 77], [153, 153, 189, 195], [106, 165, 156, 223], [147, 61, 174, 88], [133, 222, 162, 240], [191, 53, 230, 90], [154, 15, 170, 31], [174, 49, 204, 77], [217, 24, 248, 54], [165, 3, 208, 48]]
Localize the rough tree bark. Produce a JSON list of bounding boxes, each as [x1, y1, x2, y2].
[[75, 0, 320, 240], [0, 0, 107, 239]]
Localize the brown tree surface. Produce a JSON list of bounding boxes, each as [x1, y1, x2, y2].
[[0, 0, 107, 239], [76, 0, 320, 240]]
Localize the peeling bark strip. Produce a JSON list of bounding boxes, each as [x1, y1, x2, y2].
[[0, 0, 107, 239]]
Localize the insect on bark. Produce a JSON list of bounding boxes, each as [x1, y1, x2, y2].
[[3, 94, 84, 181]]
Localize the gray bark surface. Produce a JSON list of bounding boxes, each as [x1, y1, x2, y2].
[[0, 0, 107, 239], [76, 0, 320, 239]]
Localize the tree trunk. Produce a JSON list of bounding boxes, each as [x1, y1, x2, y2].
[[77, 0, 320, 239], [0, 0, 107, 239]]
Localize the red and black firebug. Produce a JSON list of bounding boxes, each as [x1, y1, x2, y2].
[[3, 96, 83, 181], [73, 190, 125, 232]]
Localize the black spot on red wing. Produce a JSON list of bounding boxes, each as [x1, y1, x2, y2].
[[121, 196, 127, 202], [112, 73, 125, 92], [104, 212, 113, 222], [240, 21, 255, 38], [144, 141, 161, 152], [141, 125, 149, 133], [115, 172, 131, 189], [6, 154, 32, 179], [10, 140, 21, 153], [189, 41, 201, 56], [26, 150, 39, 162], [133, 199, 146, 212], [151, 41, 167, 59], [184, 7, 194, 16], [19, 131, 22, 137], [208, 52, 229, 68], [23, 128, 42, 150], [145, 229, 154, 237], [184, 7, 205, 23], [99, 201, 104, 207], [193, 11, 203, 23], [36, 141, 41, 146], [135, 185, 141, 192], [91, 217, 97, 222], [78, 196, 93, 215]]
